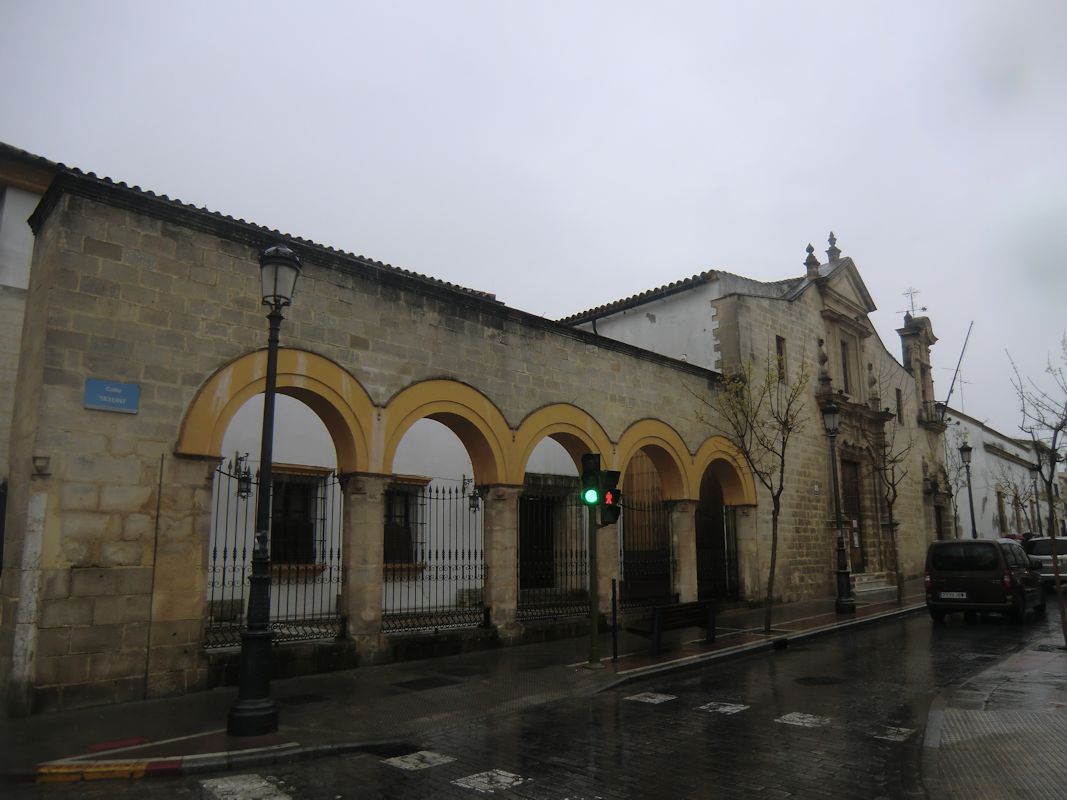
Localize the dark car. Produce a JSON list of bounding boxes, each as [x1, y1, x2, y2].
[[924, 538, 1046, 623], [1022, 537, 1067, 587]]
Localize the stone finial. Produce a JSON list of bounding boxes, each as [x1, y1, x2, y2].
[[826, 231, 841, 261], [867, 362, 880, 410], [817, 337, 831, 388], [804, 243, 820, 279]]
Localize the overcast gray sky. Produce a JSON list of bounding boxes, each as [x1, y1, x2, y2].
[[2, 0, 1064, 436]]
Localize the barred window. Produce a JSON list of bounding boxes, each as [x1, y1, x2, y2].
[[384, 484, 425, 564], [270, 473, 322, 564]]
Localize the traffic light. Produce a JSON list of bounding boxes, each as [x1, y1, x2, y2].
[[580, 453, 601, 505], [600, 470, 622, 525]]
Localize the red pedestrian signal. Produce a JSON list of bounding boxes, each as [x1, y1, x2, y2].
[[600, 471, 621, 525]]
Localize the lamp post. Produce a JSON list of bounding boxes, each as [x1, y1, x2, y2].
[[227, 244, 301, 737], [822, 401, 855, 614], [959, 442, 978, 539]]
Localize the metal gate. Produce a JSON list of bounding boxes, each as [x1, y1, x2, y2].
[[620, 498, 674, 607], [382, 483, 486, 632], [696, 473, 740, 601], [517, 482, 589, 621], [204, 458, 344, 649]]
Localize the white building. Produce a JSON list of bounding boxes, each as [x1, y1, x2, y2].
[[941, 406, 1056, 540]]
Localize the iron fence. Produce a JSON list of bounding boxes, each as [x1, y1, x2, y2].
[[620, 498, 674, 608], [517, 490, 589, 621], [204, 459, 344, 649], [381, 483, 486, 632]]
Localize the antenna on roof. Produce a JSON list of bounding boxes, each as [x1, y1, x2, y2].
[[898, 286, 927, 317], [940, 320, 974, 421]]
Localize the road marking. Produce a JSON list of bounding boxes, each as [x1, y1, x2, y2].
[[452, 769, 528, 793], [201, 774, 291, 799], [45, 728, 228, 762], [775, 712, 831, 728], [624, 692, 677, 704], [384, 750, 456, 770], [697, 701, 750, 715], [870, 725, 915, 742]]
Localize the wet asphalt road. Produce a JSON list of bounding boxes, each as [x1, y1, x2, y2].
[[18, 608, 1061, 799]]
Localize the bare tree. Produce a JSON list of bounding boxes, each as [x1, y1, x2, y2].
[[697, 356, 809, 633], [1010, 335, 1067, 647], [989, 462, 1037, 534], [942, 431, 967, 538]]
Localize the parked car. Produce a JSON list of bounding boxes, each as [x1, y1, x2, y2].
[[924, 538, 1046, 623], [1022, 537, 1067, 587]]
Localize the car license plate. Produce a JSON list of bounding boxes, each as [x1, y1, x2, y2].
[[940, 591, 967, 599]]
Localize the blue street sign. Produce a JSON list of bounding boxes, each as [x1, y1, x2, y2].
[[84, 378, 140, 414]]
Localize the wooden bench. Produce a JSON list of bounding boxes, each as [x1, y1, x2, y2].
[[627, 601, 716, 655]]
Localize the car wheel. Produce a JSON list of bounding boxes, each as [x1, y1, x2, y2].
[[964, 611, 978, 624], [928, 608, 946, 624], [1036, 595, 1048, 617]]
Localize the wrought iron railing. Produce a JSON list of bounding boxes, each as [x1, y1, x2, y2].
[[381, 483, 486, 632], [619, 498, 675, 609], [204, 459, 344, 648], [517, 490, 590, 621]]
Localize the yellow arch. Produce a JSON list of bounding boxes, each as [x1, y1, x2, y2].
[[511, 404, 613, 484], [382, 380, 510, 485], [175, 348, 372, 473], [693, 435, 758, 505], [616, 419, 693, 500]]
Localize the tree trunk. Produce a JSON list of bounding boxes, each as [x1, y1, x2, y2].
[[888, 504, 903, 605], [1045, 479, 1067, 651], [765, 498, 780, 634]]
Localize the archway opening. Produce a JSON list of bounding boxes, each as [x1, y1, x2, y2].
[[620, 449, 674, 607], [696, 463, 741, 602], [518, 437, 588, 621], [205, 395, 343, 649], [385, 418, 484, 631]]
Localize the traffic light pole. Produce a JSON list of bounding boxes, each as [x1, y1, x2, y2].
[[585, 504, 602, 669]]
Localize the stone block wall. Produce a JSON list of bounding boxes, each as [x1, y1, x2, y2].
[[3, 179, 728, 713], [714, 286, 942, 604]]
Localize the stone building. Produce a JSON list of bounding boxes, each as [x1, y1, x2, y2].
[[562, 238, 950, 598], [1, 143, 944, 715]]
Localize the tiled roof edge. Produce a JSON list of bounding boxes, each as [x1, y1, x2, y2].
[[25, 159, 501, 304], [558, 270, 719, 324]]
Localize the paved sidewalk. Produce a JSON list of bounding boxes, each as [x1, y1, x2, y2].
[[1, 585, 925, 784], [923, 625, 1067, 800]]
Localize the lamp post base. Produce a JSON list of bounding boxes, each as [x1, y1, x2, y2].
[[227, 698, 278, 737], [834, 570, 856, 614], [227, 615, 277, 736]]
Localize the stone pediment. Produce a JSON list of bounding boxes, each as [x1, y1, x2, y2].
[[820, 258, 877, 315], [817, 259, 877, 337]]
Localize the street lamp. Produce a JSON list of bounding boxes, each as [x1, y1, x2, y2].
[[822, 401, 855, 614], [959, 442, 978, 539], [227, 243, 301, 737]]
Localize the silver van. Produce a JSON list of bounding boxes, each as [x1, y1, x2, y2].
[[1022, 537, 1066, 587]]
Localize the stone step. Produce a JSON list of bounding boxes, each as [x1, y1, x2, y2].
[[851, 572, 892, 593]]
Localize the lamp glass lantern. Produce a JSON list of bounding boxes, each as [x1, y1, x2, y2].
[[259, 244, 301, 308], [959, 442, 972, 465], [821, 400, 840, 436]]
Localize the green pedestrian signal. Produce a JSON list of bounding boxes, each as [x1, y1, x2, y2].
[[580, 453, 601, 506]]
